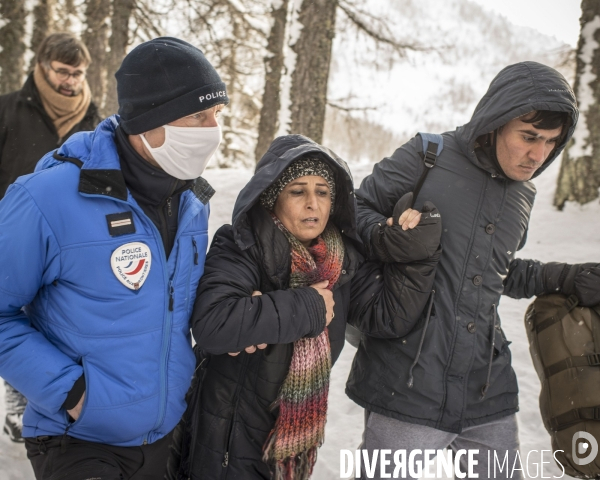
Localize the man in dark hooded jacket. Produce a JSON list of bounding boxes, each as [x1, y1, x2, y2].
[[347, 61, 599, 478]]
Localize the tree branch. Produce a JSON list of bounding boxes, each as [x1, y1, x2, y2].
[[338, 0, 435, 55]]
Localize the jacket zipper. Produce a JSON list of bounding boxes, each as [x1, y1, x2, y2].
[[221, 355, 250, 472], [192, 237, 198, 265], [185, 356, 207, 479], [159, 196, 171, 256], [184, 237, 199, 316], [79, 189, 202, 443], [87, 194, 173, 441]]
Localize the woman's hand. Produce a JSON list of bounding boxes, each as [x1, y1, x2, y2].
[[387, 208, 421, 230], [310, 280, 335, 326], [228, 291, 268, 356]]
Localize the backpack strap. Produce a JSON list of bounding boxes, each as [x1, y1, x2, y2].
[[533, 295, 579, 334], [53, 150, 83, 168], [413, 133, 443, 207], [550, 406, 600, 432], [545, 353, 600, 377]]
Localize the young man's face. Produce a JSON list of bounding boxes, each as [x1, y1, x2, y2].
[[496, 113, 563, 181], [43, 60, 88, 97]]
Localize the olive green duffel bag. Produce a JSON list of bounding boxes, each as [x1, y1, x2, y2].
[[525, 293, 600, 478]]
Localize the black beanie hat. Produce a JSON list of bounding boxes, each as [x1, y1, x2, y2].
[[116, 37, 229, 134]]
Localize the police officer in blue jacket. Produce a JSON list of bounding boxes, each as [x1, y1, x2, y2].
[[0, 37, 228, 479]]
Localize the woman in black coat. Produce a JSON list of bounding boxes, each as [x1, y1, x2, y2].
[[184, 135, 441, 480]]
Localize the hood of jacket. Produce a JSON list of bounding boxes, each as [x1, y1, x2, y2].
[[232, 134, 360, 250], [455, 61, 578, 178]]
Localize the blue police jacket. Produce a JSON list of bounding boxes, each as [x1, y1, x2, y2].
[[0, 116, 211, 446]]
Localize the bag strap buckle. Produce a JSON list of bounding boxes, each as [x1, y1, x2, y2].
[[589, 353, 600, 366], [565, 295, 579, 312], [423, 143, 438, 169]]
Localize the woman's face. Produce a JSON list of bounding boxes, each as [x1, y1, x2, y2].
[[273, 175, 331, 247]]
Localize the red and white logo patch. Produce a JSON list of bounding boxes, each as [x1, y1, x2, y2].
[[110, 242, 152, 290]]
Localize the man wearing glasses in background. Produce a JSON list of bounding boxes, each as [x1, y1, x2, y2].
[[0, 32, 100, 442]]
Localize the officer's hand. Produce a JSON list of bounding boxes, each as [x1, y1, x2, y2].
[[67, 392, 85, 421], [373, 192, 442, 263], [310, 280, 335, 326], [229, 291, 268, 356]]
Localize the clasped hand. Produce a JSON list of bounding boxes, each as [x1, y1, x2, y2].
[[373, 192, 442, 263], [228, 281, 335, 356]]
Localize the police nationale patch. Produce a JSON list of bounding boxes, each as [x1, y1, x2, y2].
[[110, 242, 152, 290]]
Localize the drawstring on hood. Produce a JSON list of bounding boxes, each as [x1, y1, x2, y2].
[[480, 304, 497, 400], [407, 290, 436, 389]]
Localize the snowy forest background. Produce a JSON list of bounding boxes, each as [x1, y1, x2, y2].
[[0, 0, 577, 168], [2, 0, 600, 478]]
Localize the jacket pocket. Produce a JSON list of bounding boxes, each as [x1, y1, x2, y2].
[[493, 325, 511, 356], [64, 357, 90, 428]]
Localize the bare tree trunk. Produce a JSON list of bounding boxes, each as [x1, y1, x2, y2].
[[288, 0, 337, 143], [30, 0, 56, 70], [555, 0, 600, 209], [103, 0, 134, 118], [0, 0, 27, 93], [83, 0, 110, 110], [219, 20, 238, 165], [58, 0, 76, 31], [254, 0, 290, 162]]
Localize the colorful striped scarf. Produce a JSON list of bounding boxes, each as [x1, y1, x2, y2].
[[263, 215, 345, 480]]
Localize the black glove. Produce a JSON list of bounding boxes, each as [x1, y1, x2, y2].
[[544, 262, 600, 307], [564, 263, 600, 307], [371, 192, 442, 263]]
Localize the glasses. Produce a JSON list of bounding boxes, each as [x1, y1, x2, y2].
[[48, 65, 86, 81]]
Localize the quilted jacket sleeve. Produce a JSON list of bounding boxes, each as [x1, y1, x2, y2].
[[0, 184, 83, 414], [191, 225, 327, 355], [347, 249, 440, 338], [503, 258, 600, 307], [356, 137, 424, 257]]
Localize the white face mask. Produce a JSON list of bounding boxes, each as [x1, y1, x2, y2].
[[139, 125, 222, 180]]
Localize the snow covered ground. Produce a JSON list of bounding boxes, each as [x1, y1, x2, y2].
[[1, 157, 597, 479]]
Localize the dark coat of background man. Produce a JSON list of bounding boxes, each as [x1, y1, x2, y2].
[[0, 37, 228, 479], [347, 61, 600, 479], [0, 32, 100, 444], [0, 32, 100, 199]]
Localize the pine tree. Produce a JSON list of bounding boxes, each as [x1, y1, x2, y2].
[[288, 0, 337, 143], [255, 0, 290, 162], [0, 0, 27, 93], [555, 0, 600, 209], [83, 0, 110, 109], [103, 0, 135, 117], [30, 0, 56, 70]]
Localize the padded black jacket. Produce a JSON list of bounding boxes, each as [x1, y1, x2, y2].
[[347, 61, 579, 433], [186, 135, 439, 479]]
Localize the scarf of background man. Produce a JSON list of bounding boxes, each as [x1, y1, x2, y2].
[[33, 63, 91, 141], [263, 214, 344, 480]]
